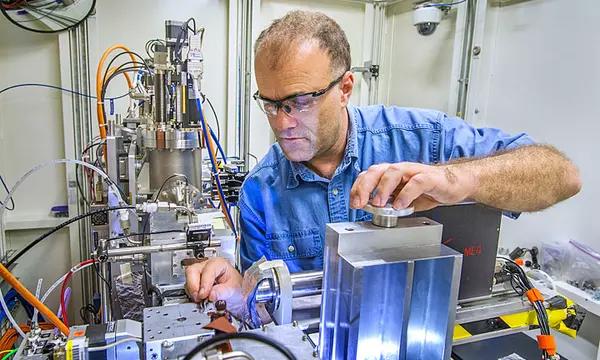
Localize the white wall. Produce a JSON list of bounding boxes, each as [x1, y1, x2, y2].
[[471, 0, 599, 252], [380, 2, 457, 111], [248, 0, 367, 159], [0, 17, 72, 318]]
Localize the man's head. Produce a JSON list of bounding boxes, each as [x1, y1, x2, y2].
[[254, 10, 354, 164]]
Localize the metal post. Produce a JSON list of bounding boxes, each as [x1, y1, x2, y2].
[[99, 239, 112, 323], [58, 18, 96, 314], [239, 0, 254, 170]]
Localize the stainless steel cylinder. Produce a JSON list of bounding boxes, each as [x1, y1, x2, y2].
[[290, 271, 323, 298], [100, 261, 112, 323], [255, 270, 323, 303], [148, 149, 203, 191], [372, 214, 398, 227], [363, 204, 415, 228]]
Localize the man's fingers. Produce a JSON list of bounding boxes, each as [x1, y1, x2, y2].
[[198, 261, 228, 300], [372, 168, 406, 207], [184, 262, 207, 302], [208, 282, 240, 302], [350, 164, 390, 208], [393, 173, 435, 209]]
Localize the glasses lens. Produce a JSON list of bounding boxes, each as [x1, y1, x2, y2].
[[256, 98, 277, 116], [282, 94, 319, 116]]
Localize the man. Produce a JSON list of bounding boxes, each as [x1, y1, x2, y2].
[[185, 10, 580, 306]]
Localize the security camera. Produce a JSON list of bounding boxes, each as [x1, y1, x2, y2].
[[413, 5, 443, 36]]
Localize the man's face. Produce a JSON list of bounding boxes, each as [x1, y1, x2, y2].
[[254, 41, 350, 163]]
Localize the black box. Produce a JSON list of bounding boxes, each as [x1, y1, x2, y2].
[[416, 203, 501, 302]]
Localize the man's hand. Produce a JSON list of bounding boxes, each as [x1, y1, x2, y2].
[[350, 162, 476, 211], [185, 257, 243, 305]]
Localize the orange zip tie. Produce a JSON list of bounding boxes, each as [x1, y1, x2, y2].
[[537, 334, 557, 355], [526, 288, 544, 304]]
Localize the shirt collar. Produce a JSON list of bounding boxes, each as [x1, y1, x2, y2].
[[286, 104, 359, 189]]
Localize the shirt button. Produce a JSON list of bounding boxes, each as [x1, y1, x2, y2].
[[332, 188, 339, 196], [288, 245, 295, 253]]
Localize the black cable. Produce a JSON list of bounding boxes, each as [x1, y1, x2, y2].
[[102, 52, 150, 88], [498, 256, 552, 355], [145, 39, 165, 58], [80, 304, 98, 324], [0, 83, 129, 99], [5, 206, 134, 268], [101, 66, 147, 122], [92, 261, 113, 313], [152, 174, 189, 202], [187, 18, 196, 33], [203, 94, 221, 143], [0, 0, 95, 34], [0, 175, 15, 211], [106, 230, 186, 243], [183, 332, 297, 360]]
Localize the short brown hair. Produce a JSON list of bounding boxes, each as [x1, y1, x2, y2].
[[254, 10, 351, 75]]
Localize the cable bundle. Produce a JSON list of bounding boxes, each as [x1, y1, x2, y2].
[[499, 257, 557, 359]]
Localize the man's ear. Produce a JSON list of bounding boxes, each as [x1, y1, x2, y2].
[[340, 71, 355, 106]]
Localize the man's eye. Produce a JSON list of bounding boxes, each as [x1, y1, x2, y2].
[[290, 97, 313, 108], [263, 102, 277, 112]]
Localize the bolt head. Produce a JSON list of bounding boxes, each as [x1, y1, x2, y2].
[[215, 300, 227, 311]]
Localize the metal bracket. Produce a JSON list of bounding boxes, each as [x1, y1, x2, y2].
[[351, 61, 380, 81], [255, 260, 293, 325]]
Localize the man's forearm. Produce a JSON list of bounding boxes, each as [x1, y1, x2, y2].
[[448, 145, 581, 212]]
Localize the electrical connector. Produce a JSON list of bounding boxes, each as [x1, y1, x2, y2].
[[187, 33, 204, 80]]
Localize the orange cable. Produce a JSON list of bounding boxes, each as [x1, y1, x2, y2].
[[95, 44, 138, 140], [202, 109, 236, 235], [0, 264, 69, 336]]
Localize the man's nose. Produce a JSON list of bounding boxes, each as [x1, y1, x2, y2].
[[271, 107, 297, 132]]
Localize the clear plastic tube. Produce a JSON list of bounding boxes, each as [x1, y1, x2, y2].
[[0, 161, 128, 337], [33, 262, 95, 326], [0, 158, 128, 256]]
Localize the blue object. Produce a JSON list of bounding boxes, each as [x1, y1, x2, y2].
[[51, 205, 69, 217], [209, 127, 227, 163], [195, 97, 237, 237], [0, 289, 19, 324], [238, 104, 534, 272]]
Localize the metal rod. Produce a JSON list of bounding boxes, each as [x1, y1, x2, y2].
[[104, 240, 220, 257], [290, 271, 323, 298], [256, 270, 323, 303], [100, 260, 112, 323]]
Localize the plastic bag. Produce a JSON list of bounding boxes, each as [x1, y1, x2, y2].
[[541, 241, 571, 280], [565, 240, 600, 291]]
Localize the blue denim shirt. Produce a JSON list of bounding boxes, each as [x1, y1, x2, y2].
[[238, 104, 534, 272]]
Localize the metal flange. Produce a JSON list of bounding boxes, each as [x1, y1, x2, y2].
[[363, 203, 415, 228]]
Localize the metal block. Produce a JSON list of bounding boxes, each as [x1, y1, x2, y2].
[[417, 203, 502, 302], [235, 323, 317, 360], [149, 212, 188, 286], [320, 218, 462, 360], [143, 303, 215, 360]]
